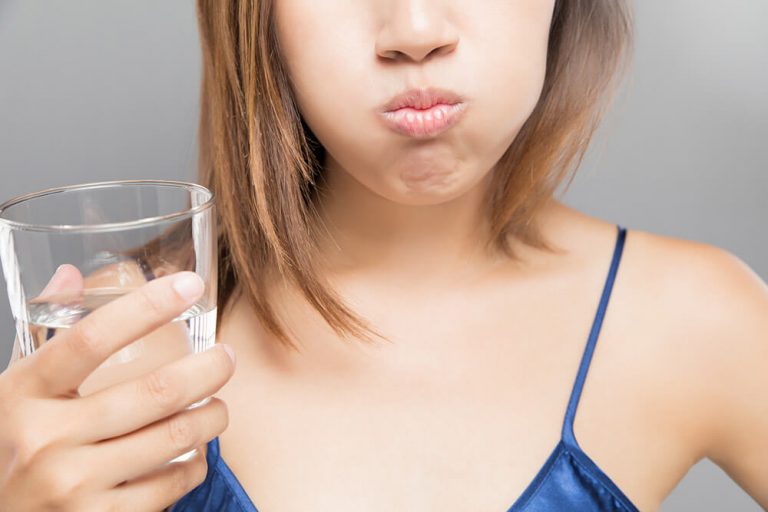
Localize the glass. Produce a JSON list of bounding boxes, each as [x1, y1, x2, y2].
[[0, 180, 217, 463]]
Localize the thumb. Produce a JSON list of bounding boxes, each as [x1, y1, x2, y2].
[[36, 264, 85, 302], [29, 264, 85, 343], [6, 265, 85, 368]]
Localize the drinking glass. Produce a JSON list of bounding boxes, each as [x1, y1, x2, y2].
[[0, 180, 217, 462]]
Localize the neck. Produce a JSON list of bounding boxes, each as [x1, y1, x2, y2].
[[310, 158, 507, 287]]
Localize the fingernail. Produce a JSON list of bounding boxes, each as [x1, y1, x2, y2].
[[172, 272, 205, 301], [221, 343, 236, 364]]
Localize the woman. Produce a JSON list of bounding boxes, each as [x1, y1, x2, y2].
[[1, 1, 766, 511]]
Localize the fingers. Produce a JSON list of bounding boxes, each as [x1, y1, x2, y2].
[[104, 443, 210, 512], [27, 263, 85, 342], [5, 264, 84, 371], [90, 397, 227, 487], [74, 343, 235, 443], [30, 264, 84, 303], [25, 272, 206, 397]]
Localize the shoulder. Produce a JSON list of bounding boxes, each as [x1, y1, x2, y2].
[[622, 227, 767, 323], [623, 227, 767, 362], [541, 205, 766, 363], [558, 207, 767, 420], [552, 200, 768, 501], [619, 226, 768, 502]]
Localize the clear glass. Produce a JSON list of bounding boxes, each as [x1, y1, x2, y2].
[[0, 180, 217, 463]]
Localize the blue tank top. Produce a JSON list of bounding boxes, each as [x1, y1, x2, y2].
[[171, 224, 638, 511]]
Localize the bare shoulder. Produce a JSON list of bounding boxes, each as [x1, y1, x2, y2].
[[624, 227, 767, 368], [621, 227, 768, 505], [547, 202, 767, 504]]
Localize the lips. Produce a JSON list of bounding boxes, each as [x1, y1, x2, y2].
[[379, 87, 466, 138]]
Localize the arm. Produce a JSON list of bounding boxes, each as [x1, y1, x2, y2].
[[694, 247, 768, 507]]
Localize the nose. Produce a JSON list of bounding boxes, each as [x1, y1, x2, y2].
[[375, 1, 459, 63]]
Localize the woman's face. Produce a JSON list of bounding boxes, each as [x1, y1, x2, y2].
[[274, 0, 556, 205]]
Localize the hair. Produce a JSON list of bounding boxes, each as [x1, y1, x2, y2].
[[193, 0, 635, 350]]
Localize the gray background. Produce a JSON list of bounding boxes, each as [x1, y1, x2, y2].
[[0, 1, 765, 510]]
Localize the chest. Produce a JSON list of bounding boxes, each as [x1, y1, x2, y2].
[[212, 326, 626, 509], [207, 273, 692, 512], [215, 349, 570, 511]]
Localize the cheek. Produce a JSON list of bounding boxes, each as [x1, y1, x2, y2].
[[463, 13, 552, 158], [276, 3, 375, 143]]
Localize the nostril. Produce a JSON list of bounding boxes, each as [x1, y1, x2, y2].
[[380, 45, 451, 63]]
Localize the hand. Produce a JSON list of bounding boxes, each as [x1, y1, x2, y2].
[[0, 268, 236, 511]]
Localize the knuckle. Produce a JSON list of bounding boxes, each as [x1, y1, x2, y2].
[[13, 437, 42, 467], [35, 458, 84, 506], [69, 320, 107, 357], [168, 459, 200, 497], [166, 413, 197, 452], [11, 424, 53, 468], [136, 284, 170, 318], [142, 370, 180, 409]]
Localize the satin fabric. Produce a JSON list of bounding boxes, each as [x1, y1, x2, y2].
[[172, 225, 638, 512]]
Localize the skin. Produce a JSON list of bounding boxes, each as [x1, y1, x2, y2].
[[2, 0, 765, 511], [1, 269, 235, 511], [207, 1, 768, 511]]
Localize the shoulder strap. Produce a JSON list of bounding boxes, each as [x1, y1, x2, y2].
[[561, 224, 627, 448]]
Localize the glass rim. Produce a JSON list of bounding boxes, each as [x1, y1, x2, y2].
[[0, 179, 215, 234]]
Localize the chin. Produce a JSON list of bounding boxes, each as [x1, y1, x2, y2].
[[376, 167, 479, 205]]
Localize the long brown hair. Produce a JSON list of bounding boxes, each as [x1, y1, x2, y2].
[[194, 0, 634, 350]]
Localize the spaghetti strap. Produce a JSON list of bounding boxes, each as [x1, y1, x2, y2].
[[173, 224, 642, 512], [561, 224, 627, 449]]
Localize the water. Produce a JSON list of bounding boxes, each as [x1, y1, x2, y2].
[[25, 289, 217, 463], [26, 288, 217, 356]]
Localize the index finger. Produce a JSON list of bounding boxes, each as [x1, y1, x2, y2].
[[22, 271, 205, 397]]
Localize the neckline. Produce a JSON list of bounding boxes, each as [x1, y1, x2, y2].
[[211, 435, 639, 512], [211, 436, 260, 511], [207, 224, 637, 511]]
